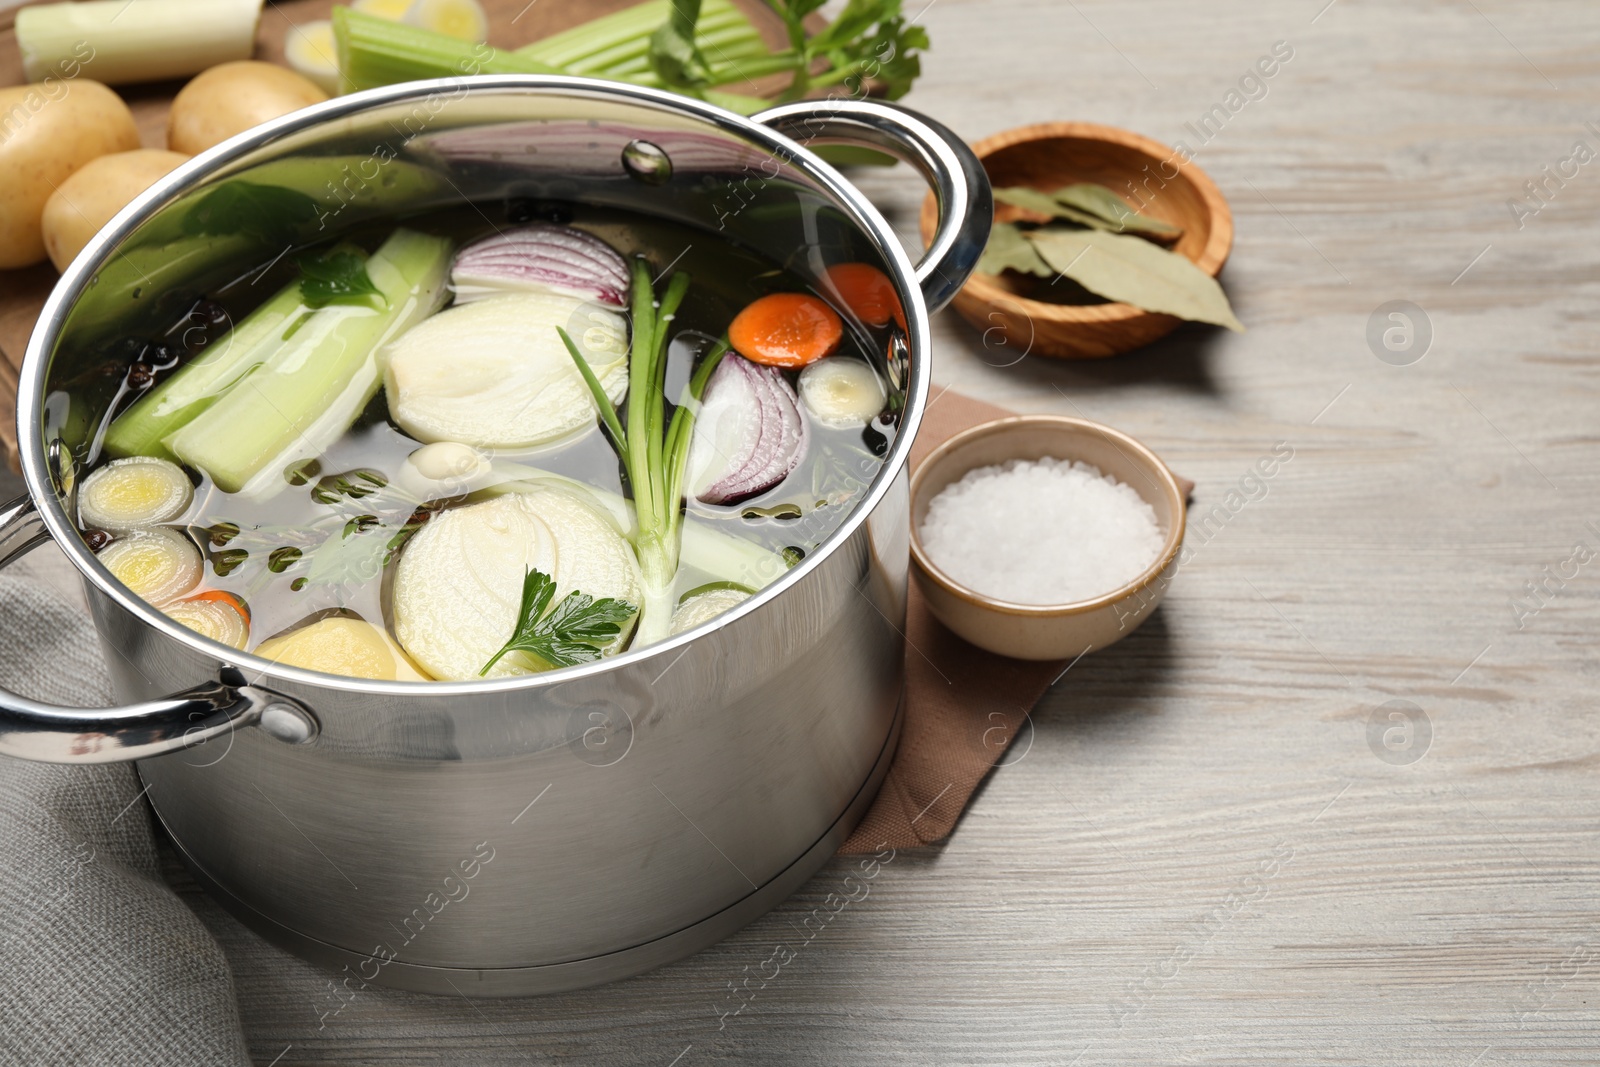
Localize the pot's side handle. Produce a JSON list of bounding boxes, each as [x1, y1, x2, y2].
[[752, 99, 992, 314], [0, 494, 316, 764]]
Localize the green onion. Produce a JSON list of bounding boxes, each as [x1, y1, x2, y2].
[[559, 259, 727, 645]]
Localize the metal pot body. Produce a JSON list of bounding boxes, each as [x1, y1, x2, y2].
[[2, 79, 989, 994]]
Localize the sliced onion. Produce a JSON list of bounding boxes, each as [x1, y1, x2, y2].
[[451, 224, 630, 308], [799, 358, 886, 426], [385, 293, 629, 451], [669, 584, 751, 636], [79, 456, 193, 532], [687, 354, 809, 506], [163, 591, 250, 650], [98, 527, 202, 606], [392, 486, 642, 681]]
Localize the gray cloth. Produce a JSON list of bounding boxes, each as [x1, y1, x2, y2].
[[0, 575, 252, 1067]]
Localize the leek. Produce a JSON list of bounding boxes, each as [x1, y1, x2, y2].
[[168, 229, 452, 496], [15, 0, 262, 86], [103, 281, 306, 463]]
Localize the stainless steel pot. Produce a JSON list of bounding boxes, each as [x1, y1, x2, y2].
[[0, 77, 990, 995]]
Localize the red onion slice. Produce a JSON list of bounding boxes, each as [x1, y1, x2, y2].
[[688, 355, 809, 506], [451, 225, 630, 308]]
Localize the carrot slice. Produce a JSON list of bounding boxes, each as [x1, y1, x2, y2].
[[728, 293, 843, 369], [823, 263, 905, 329]]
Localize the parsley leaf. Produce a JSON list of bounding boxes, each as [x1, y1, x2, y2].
[[298, 248, 382, 309], [479, 567, 638, 676], [648, 0, 712, 90]]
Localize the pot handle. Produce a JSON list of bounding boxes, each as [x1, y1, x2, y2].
[[752, 99, 992, 314], [0, 494, 313, 764]]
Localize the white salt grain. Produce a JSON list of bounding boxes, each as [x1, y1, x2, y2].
[[920, 458, 1165, 605]]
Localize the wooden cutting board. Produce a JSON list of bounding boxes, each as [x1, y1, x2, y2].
[[0, 0, 801, 471]]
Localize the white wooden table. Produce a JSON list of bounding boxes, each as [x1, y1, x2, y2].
[[8, 0, 1600, 1061]]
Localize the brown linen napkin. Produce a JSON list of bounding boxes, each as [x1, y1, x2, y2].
[[838, 391, 1190, 855]]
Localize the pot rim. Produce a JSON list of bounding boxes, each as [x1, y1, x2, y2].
[[17, 75, 932, 698]]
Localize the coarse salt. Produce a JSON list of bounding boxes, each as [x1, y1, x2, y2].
[[919, 458, 1165, 605]]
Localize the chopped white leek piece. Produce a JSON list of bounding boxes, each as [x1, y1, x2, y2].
[[14, 0, 263, 85], [284, 19, 342, 95], [669, 585, 751, 636], [798, 358, 887, 427], [392, 485, 642, 680], [98, 528, 202, 606], [384, 293, 629, 451], [351, 0, 413, 18], [404, 0, 489, 43], [79, 456, 193, 532]]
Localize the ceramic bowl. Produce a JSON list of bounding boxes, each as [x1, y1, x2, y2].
[[919, 121, 1233, 359], [910, 415, 1186, 660]]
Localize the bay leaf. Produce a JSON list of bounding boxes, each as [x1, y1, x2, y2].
[[993, 186, 1106, 229], [977, 221, 1054, 277], [1052, 183, 1184, 239], [1025, 228, 1244, 331]]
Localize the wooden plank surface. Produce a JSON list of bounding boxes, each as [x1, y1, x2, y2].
[[7, 0, 1600, 1063]]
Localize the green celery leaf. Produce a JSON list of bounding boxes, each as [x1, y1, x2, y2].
[[649, 0, 710, 89], [181, 181, 321, 243], [298, 249, 382, 309], [1025, 228, 1244, 331], [977, 221, 1054, 277]]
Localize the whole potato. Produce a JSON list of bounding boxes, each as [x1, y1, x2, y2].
[[167, 61, 329, 156], [0, 79, 139, 269], [42, 149, 190, 270]]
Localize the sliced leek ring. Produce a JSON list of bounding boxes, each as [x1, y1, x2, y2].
[[669, 584, 751, 635], [351, 0, 413, 18], [404, 0, 489, 42], [284, 19, 342, 95], [798, 357, 886, 427], [164, 593, 249, 650], [99, 527, 202, 606], [79, 456, 193, 532]]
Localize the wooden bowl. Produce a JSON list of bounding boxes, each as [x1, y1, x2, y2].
[[909, 415, 1186, 660], [920, 122, 1233, 360]]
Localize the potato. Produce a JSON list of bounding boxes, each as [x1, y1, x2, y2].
[[0, 79, 139, 269], [254, 617, 432, 682], [167, 61, 329, 156], [41, 149, 190, 270]]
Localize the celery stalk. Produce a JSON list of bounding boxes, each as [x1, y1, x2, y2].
[[334, 7, 558, 93], [103, 282, 307, 463], [333, 6, 771, 113], [15, 0, 262, 85], [168, 230, 451, 496], [515, 0, 750, 65]]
